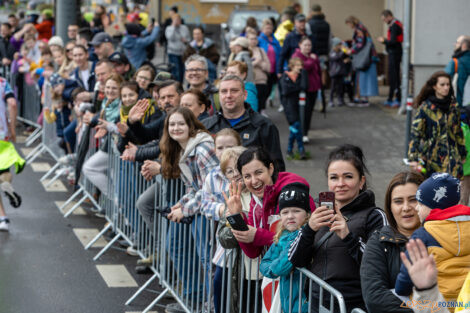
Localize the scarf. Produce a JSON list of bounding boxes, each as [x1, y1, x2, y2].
[[120, 99, 156, 123], [428, 94, 452, 113]]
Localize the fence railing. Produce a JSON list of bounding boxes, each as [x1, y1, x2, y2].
[[20, 72, 365, 313]]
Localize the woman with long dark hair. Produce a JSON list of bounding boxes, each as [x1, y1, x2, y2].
[[361, 171, 424, 313], [288, 144, 387, 312], [408, 71, 466, 178]]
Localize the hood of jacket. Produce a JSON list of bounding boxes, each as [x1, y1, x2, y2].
[[189, 37, 214, 49], [340, 189, 377, 216], [424, 204, 470, 256], [262, 172, 316, 217], [178, 131, 214, 182]]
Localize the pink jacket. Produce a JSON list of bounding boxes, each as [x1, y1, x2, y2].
[[239, 172, 316, 258], [291, 48, 321, 92]]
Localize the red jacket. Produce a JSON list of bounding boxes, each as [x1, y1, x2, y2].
[[239, 172, 316, 258], [35, 20, 54, 40]]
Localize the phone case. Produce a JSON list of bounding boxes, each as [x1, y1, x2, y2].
[[319, 191, 335, 210], [227, 213, 249, 231]]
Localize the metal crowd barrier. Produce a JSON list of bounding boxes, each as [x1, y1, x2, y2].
[[14, 78, 366, 312], [26, 82, 65, 187], [16, 71, 43, 146], [53, 126, 363, 313]]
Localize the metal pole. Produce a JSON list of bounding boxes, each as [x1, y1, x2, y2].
[[55, 0, 79, 42], [399, 0, 412, 158]]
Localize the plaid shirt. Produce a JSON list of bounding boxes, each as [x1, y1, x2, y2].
[[201, 166, 229, 221], [179, 140, 219, 216]]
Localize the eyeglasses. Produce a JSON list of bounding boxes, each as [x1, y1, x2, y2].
[[137, 75, 151, 81], [186, 68, 206, 73], [225, 167, 239, 179]]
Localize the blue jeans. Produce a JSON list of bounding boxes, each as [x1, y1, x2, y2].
[[64, 119, 77, 152], [168, 54, 184, 83], [288, 121, 304, 153]]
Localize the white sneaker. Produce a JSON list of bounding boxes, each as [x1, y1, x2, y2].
[[278, 105, 284, 112], [302, 136, 310, 143], [1, 182, 21, 208], [58, 154, 76, 165], [0, 217, 9, 231], [126, 245, 139, 256], [260, 109, 269, 118]]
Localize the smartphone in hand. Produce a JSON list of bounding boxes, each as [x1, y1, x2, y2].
[[319, 191, 335, 211], [227, 213, 249, 231]]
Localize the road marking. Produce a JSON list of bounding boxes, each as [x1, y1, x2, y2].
[[96, 265, 138, 288], [20, 147, 34, 157], [55, 201, 86, 215], [41, 179, 67, 192], [73, 228, 108, 248], [30, 162, 52, 172], [16, 135, 27, 143], [308, 129, 341, 139], [126, 311, 158, 313]]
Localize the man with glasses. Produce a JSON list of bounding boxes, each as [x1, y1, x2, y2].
[[67, 24, 78, 41], [184, 54, 219, 112]]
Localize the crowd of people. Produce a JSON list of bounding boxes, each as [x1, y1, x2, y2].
[[0, 2, 469, 313]]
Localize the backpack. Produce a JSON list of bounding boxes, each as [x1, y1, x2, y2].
[[452, 57, 470, 106]]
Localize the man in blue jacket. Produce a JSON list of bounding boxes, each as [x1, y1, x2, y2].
[[121, 21, 160, 69], [445, 35, 470, 106]]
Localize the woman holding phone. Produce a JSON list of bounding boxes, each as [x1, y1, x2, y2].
[[224, 146, 315, 259], [288, 144, 387, 313]]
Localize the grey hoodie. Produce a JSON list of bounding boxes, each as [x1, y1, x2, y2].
[[165, 24, 190, 56]]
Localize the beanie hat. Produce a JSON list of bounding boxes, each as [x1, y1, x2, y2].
[[48, 36, 64, 48], [49, 73, 64, 87], [331, 37, 342, 48], [125, 23, 142, 36], [416, 173, 460, 209], [278, 183, 310, 212]]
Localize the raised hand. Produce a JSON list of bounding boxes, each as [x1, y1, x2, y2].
[[400, 239, 438, 290], [222, 181, 243, 215], [128, 99, 149, 124]]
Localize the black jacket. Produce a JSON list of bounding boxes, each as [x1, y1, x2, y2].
[[127, 109, 165, 145], [117, 106, 163, 154], [288, 190, 387, 306], [202, 106, 285, 171], [308, 14, 330, 56], [278, 70, 308, 125], [360, 226, 413, 313], [0, 35, 15, 61], [383, 20, 403, 55]]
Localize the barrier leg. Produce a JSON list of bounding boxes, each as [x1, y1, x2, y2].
[[59, 187, 83, 212], [44, 167, 66, 188], [40, 162, 61, 182], [142, 287, 170, 313], [85, 222, 112, 250], [25, 144, 44, 163], [63, 194, 87, 218], [25, 128, 43, 147], [93, 232, 121, 261], [125, 272, 159, 305]]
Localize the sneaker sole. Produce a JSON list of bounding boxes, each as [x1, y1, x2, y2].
[[1, 182, 21, 208]]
